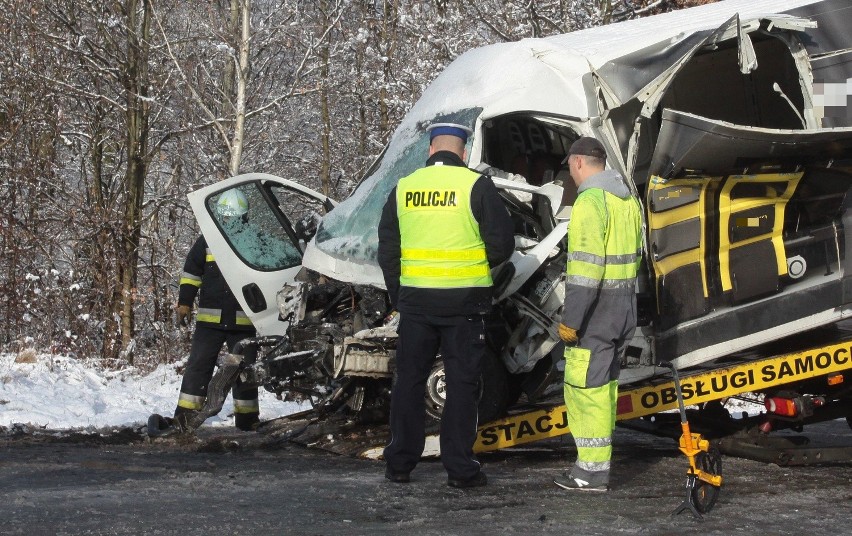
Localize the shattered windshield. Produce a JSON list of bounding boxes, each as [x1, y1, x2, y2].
[[314, 108, 480, 265]]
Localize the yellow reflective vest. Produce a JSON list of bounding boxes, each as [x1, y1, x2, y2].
[[562, 171, 643, 339], [396, 166, 493, 289], [565, 188, 643, 293]]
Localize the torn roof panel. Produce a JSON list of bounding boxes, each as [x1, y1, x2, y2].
[[394, 0, 825, 136], [650, 108, 852, 179]]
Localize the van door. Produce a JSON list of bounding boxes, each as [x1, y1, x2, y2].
[[188, 173, 336, 336]]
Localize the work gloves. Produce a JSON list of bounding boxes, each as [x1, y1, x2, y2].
[[558, 323, 578, 344], [176, 304, 191, 327]]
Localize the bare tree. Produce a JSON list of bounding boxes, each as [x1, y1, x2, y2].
[[8, 0, 170, 363], [1, 0, 697, 364], [154, 0, 251, 177], [117, 0, 154, 362]]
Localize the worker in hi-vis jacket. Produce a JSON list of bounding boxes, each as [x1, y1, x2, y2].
[[554, 136, 643, 492]]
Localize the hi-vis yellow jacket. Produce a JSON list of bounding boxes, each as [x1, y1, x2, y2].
[[397, 166, 492, 289], [562, 169, 643, 388], [377, 151, 515, 316]]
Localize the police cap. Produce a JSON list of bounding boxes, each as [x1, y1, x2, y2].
[[427, 122, 473, 143]]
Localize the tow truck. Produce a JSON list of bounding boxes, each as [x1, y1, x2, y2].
[[149, 0, 852, 470], [253, 323, 851, 467]]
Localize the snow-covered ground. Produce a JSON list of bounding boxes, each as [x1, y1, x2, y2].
[[0, 351, 307, 430], [1, 349, 766, 432]]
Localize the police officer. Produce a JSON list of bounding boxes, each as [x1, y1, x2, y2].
[[173, 189, 261, 432], [378, 122, 514, 488], [553, 137, 643, 492]]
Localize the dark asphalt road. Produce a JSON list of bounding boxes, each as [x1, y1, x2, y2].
[[0, 420, 850, 535]]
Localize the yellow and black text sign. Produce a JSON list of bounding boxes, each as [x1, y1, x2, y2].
[[474, 340, 852, 452]]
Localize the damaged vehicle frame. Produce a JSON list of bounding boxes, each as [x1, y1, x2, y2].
[[179, 0, 852, 432]]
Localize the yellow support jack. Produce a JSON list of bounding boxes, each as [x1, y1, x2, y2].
[[660, 362, 723, 521]]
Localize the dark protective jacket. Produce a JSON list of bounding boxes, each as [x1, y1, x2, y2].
[[561, 169, 643, 388], [378, 151, 515, 316], [178, 235, 254, 331]]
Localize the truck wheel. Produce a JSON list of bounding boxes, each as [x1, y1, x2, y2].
[[425, 361, 446, 420], [424, 348, 510, 423]]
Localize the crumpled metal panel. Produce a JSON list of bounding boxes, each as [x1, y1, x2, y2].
[[650, 109, 852, 180]]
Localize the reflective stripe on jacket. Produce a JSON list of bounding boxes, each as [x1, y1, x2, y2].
[[565, 188, 642, 297], [561, 170, 643, 388], [196, 308, 253, 326], [397, 166, 492, 289], [178, 235, 254, 332]]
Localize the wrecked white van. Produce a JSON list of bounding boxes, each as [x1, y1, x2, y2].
[[183, 0, 852, 429]]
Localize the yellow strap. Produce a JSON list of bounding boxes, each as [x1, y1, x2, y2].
[[401, 265, 490, 278], [401, 248, 487, 261]]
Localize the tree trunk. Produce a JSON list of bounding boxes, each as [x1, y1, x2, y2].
[[319, 0, 332, 197], [88, 104, 121, 360], [378, 1, 398, 137], [119, 0, 153, 363], [228, 0, 250, 176]]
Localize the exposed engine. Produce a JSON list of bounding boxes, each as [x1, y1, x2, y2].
[[248, 272, 398, 422], [244, 238, 580, 425]]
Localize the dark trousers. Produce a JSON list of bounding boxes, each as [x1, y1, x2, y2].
[[383, 313, 485, 480], [176, 325, 258, 412]]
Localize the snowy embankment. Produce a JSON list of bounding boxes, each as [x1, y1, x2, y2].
[[0, 351, 306, 430], [1, 350, 766, 431]]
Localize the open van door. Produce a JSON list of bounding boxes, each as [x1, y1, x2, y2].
[[188, 173, 336, 336]]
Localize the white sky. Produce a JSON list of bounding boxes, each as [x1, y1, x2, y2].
[[0, 352, 306, 430]]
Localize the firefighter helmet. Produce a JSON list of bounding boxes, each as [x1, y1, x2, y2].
[[216, 189, 249, 217]]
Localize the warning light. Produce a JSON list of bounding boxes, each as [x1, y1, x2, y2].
[[827, 374, 844, 386], [764, 395, 825, 418], [765, 397, 798, 417]]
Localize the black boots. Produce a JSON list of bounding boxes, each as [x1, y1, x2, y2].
[[235, 412, 260, 431], [447, 471, 487, 488]]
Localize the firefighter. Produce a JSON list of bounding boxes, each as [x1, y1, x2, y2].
[[554, 137, 643, 492], [173, 189, 260, 432], [377, 122, 514, 488]]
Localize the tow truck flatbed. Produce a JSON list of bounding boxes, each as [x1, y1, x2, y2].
[[284, 329, 852, 462], [472, 337, 852, 453]]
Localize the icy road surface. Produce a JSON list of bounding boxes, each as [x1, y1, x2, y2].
[[0, 421, 850, 535]]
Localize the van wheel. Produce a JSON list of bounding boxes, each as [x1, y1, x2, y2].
[[425, 348, 510, 423], [425, 360, 447, 420]]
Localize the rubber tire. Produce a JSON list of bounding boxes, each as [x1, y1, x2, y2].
[[424, 348, 510, 424], [691, 448, 722, 514], [425, 361, 447, 421]]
